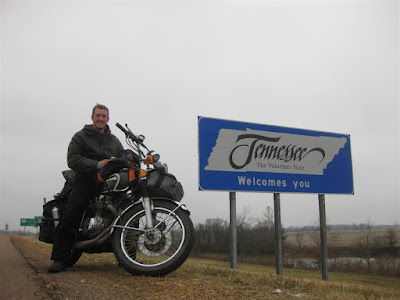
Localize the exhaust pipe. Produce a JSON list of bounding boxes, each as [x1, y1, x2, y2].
[[73, 226, 112, 250]]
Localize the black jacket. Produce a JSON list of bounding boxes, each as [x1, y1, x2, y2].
[[67, 124, 124, 176]]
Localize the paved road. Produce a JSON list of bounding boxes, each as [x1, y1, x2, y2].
[[0, 234, 50, 299]]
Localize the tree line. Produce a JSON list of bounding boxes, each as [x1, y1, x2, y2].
[[193, 206, 279, 256], [192, 206, 399, 260]]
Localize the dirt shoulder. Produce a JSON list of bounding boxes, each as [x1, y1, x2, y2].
[[0, 234, 51, 299]]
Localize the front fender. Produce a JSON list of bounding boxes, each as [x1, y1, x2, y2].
[[110, 197, 190, 234]]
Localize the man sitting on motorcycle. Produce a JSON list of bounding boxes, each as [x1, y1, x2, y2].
[[48, 104, 124, 273]]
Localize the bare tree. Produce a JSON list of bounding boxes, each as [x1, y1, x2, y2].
[[250, 206, 277, 254], [382, 227, 398, 255], [237, 205, 254, 258], [307, 218, 321, 248], [356, 219, 376, 269], [193, 218, 229, 253], [261, 206, 275, 251], [295, 229, 306, 252], [307, 218, 341, 248]]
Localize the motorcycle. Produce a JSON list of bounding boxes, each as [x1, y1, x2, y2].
[[39, 123, 195, 277]]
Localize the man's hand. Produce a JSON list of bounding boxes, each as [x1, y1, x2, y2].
[[97, 159, 110, 169]]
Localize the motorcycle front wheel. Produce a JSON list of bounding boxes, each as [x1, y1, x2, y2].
[[113, 199, 194, 277]]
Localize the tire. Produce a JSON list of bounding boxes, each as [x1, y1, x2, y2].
[[113, 199, 194, 277]]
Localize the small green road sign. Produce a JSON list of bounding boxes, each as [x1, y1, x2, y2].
[[20, 218, 39, 227]]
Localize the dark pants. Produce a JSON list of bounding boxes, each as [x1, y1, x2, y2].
[[51, 175, 97, 262]]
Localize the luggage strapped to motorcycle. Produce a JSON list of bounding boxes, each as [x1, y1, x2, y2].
[[146, 170, 184, 201]]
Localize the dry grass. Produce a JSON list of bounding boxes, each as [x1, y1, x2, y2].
[[176, 257, 400, 299], [12, 235, 400, 300]]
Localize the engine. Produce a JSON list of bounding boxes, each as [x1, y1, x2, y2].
[[80, 195, 115, 239]]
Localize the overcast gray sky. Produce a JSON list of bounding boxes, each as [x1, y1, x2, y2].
[[1, 0, 399, 232]]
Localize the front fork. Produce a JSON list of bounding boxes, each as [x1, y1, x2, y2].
[[143, 196, 154, 228], [141, 180, 154, 229]]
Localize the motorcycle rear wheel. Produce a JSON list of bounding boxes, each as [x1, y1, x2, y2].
[[113, 199, 194, 277]]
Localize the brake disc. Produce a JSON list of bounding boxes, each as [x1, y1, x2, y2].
[[137, 228, 172, 257]]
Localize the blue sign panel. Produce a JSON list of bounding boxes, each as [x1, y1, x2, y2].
[[198, 116, 353, 194]]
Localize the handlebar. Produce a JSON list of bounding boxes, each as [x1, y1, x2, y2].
[[116, 122, 129, 136], [116, 122, 147, 150]]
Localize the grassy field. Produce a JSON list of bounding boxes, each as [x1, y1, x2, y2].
[[285, 228, 400, 247], [12, 235, 400, 299]]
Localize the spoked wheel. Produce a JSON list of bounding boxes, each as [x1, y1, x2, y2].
[[113, 199, 194, 277]]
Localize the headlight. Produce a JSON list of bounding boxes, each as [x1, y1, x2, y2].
[[146, 151, 160, 164], [152, 153, 160, 163]]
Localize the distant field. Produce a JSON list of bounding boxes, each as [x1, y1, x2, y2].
[[285, 228, 400, 247]]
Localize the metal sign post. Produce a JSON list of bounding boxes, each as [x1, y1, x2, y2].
[[229, 192, 237, 269], [274, 193, 283, 275], [319, 194, 329, 281]]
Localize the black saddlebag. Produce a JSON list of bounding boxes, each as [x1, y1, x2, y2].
[[146, 170, 184, 201], [38, 199, 65, 243]]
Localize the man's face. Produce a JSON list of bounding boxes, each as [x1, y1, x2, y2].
[[91, 108, 109, 133]]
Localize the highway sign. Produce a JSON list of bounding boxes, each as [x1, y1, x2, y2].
[[20, 218, 39, 227], [198, 116, 353, 194]]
